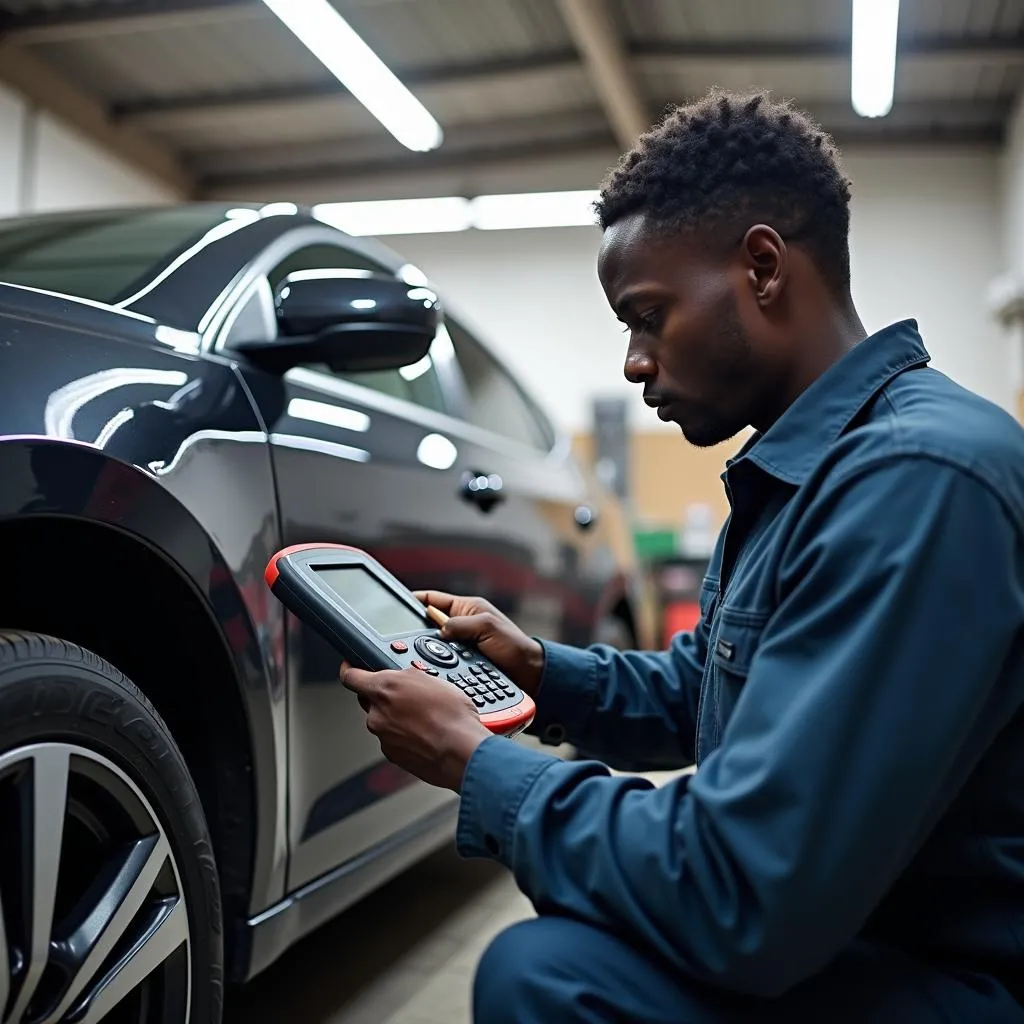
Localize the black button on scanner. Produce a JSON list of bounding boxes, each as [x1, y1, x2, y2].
[[414, 635, 459, 668]]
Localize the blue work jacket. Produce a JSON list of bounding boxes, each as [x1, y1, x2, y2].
[[457, 320, 1024, 1000]]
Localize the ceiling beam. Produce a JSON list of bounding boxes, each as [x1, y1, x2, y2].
[[197, 97, 1004, 201], [109, 34, 1024, 133], [0, 42, 195, 196], [0, 0, 256, 45], [557, 0, 649, 148]]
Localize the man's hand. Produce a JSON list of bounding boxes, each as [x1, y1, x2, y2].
[[341, 663, 492, 792], [414, 590, 545, 698]]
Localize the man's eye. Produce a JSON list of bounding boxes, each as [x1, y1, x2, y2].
[[638, 310, 662, 332], [619, 311, 661, 334]]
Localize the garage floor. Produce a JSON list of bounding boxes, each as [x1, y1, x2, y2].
[[225, 765, 685, 1023]]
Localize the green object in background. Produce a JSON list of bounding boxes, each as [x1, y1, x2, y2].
[[633, 528, 678, 561]]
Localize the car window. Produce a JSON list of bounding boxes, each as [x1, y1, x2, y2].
[[445, 318, 553, 451], [257, 242, 448, 415], [0, 206, 242, 305]]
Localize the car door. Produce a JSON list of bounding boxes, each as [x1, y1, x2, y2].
[[218, 231, 598, 892]]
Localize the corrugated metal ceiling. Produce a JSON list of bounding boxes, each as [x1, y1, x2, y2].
[[35, 16, 334, 103], [341, 0, 575, 66]]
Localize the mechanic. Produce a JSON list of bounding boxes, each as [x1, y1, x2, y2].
[[341, 88, 1024, 1023]]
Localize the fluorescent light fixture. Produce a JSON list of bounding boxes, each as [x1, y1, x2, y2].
[[472, 190, 600, 230], [314, 190, 601, 236], [851, 0, 900, 118], [260, 0, 442, 152], [314, 197, 472, 236]]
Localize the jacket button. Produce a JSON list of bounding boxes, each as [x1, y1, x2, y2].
[[484, 834, 500, 855]]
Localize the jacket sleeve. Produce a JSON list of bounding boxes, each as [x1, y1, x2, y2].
[[456, 456, 1024, 997], [525, 610, 710, 769]]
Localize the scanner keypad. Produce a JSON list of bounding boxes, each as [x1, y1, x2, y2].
[[403, 632, 522, 712]]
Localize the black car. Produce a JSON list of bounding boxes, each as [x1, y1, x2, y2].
[[0, 203, 652, 1023]]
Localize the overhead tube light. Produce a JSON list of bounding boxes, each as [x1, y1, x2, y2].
[[313, 191, 603, 236], [260, 0, 443, 152], [471, 190, 601, 230], [851, 0, 900, 118], [314, 197, 471, 235]]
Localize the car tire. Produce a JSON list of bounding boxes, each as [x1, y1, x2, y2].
[[0, 630, 223, 1024]]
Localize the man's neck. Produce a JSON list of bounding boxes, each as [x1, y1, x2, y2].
[[753, 298, 868, 433], [786, 298, 867, 406]]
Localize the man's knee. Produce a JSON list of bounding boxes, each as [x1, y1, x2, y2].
[[471, 915, 704, 1024], [472, 918, 556, 1023]]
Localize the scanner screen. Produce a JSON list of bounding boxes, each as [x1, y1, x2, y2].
[[314, 565, 426, 637]]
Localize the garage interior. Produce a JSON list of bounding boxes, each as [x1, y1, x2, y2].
[[1, 1, 1024, 1022]]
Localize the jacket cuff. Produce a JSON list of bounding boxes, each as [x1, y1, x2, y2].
[[456, 734, 559, 862], [526, 639, 600, 747]]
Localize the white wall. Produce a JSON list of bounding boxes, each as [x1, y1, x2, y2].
[[0, 83, 172, 218], [377, 145, 1008, 435], [846, 147, 1009, 413], [995, 95, 1024, 404]]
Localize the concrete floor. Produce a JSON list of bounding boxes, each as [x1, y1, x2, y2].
[[224, 763, 686, 1024]]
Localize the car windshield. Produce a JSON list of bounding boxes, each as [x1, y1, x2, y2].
[[0, 205, 248, 306]]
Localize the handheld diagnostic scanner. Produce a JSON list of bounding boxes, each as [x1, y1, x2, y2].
[[265, 543, 536, 737]]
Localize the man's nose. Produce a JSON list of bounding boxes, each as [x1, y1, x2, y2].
[[624, 350, 656, 384]]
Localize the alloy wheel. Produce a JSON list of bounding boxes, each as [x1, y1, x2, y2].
[[0, 743, 191, 1023]]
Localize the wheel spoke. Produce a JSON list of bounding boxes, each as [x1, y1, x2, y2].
[[41, 834, 169, 1024], [73, 896, 187, 1024], [6, 746, 69, 1023]]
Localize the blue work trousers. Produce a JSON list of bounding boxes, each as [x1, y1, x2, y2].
[[474, 916, 1024, 1023]]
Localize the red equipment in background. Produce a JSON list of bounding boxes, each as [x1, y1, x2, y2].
[[650, 558, 708, 645]]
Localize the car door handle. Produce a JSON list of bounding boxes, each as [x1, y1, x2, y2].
[[460, 470, 505, 513]]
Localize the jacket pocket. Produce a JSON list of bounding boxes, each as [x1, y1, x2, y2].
[[709, 608, 768, 746]]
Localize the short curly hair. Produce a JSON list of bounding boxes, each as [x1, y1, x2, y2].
[[595, 89, 853, 294]]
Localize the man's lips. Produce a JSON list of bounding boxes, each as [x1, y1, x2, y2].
[[644, 395, 676, 420]]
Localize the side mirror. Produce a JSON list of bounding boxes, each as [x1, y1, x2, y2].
[[236, 269, 441, 374]]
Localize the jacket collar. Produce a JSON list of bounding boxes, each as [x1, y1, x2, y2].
[[730, 319, 930, 485]]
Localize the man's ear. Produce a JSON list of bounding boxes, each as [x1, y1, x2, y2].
[[741, 224, 787, 308]]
